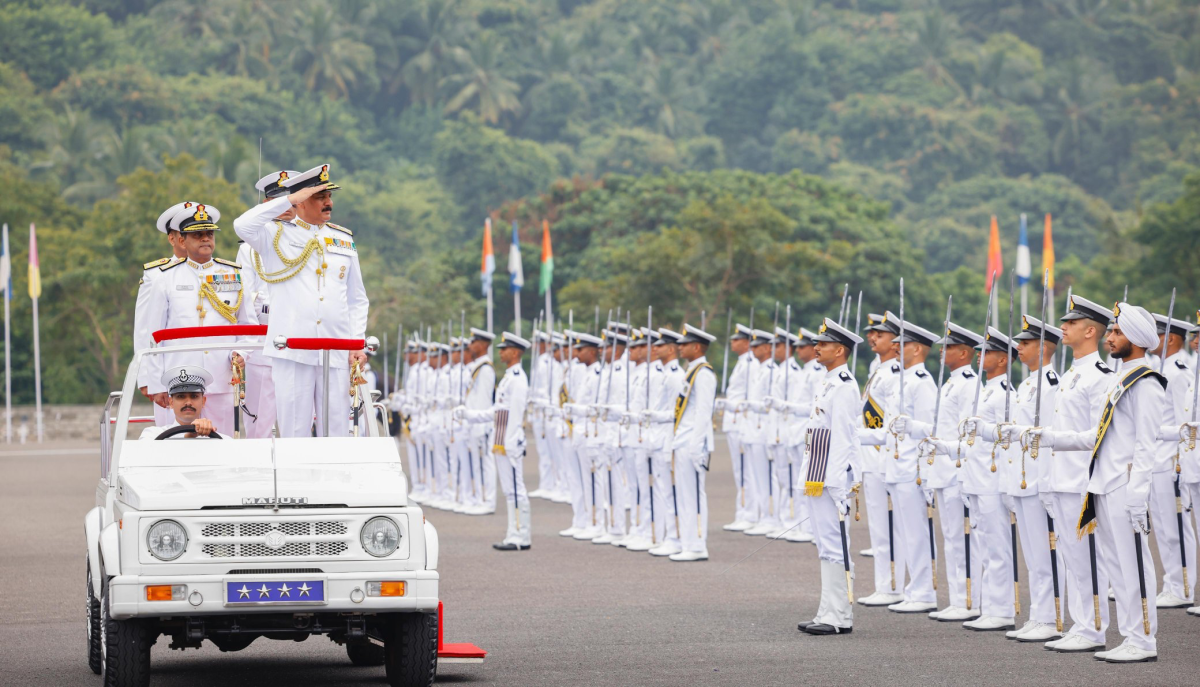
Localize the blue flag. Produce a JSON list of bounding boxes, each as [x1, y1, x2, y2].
[[508, 220, 524, 294], [1016, 213, 1030, 286]]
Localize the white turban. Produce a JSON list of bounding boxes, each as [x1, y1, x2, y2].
[[1114, 302, 1159, 350]]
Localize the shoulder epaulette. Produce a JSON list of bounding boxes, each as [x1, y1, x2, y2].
[[962, 369, 976, 379], [214, 257, 241, 269], [328, 222, 353, 236], [914, 368, 928, 378], [1047, 370, 1059, 386], [890, 364, 901, 374], [838, 370, 853, 383], [143, 257, 172, 271], [1176, 359, 1188, 370], [1000, 379, 1010, 391], [1096, 360, 1113, 374], [159, 257, 186, 271]]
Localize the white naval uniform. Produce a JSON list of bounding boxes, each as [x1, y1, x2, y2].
[[546, 356, 569, 502], [142, 257, 252, 436], [862, 363, 939, 606], [232, 196, 369, 438], [134, 256, 184, 426], [235, 242, 276, 438], [960, 373, 1014, 620], [465, 357, 497, 511], [645, 359, 687, 549], [1043, 351, 1113, 644], [1149, 351, 1196, 604], [530, 351, 556, 495], [399, 360, 427, 497], [565, 361, 601, 534], [776, 358, 822, 540], [767, 357, 805, 535], [1051, 360, 1165, 652], [859, 359, 903, 596], [722, 352, 754, 525], [805, 364, 860, 629], [744, 358, 780, 530], [465, 362, 528, 544], [670, 357, 716, 555], [626, 360, 653, 544]]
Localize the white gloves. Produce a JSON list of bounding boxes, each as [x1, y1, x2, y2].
[[452, 406, 466, 421], [1002, 495, 1016, 514], [889, 414, 911, 437], [763, 396, 776, 409], [922, 487, 935, 506], [959, 417, 979, 439], [1039, 491, 1055, 515], [1128, 504, 1150, 535], [1025, 427, 1055, 449]]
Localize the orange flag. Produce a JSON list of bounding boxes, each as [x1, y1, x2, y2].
[[1043, 214, 1055, 292], [985, 215, 1003, 290]]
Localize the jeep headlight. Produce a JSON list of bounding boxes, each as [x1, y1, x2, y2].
[[147, 520, 187, 561], [360, 517, 400, 557]]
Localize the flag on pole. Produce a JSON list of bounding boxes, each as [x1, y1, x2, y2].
[[508, 220, 524, 294], [481, 218, 495, 296], [1043, 213, 1055, 292], [1016, 213, 1031, 286], [985, 215, 1003, 290], [28, 223, 41, 299], [0, 224, 10, 297], [539, 219, 554, 296]]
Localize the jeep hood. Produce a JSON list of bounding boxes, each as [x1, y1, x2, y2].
[[115, 437, 409, 510]]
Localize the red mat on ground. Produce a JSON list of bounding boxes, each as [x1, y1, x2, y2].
[[437, 601, 486, 663]]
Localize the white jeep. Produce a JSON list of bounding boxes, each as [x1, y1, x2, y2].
[[84, 336, 440, 687]]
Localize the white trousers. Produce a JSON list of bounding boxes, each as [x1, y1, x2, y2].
[[937, 484, 971, 609], [782, 444, 811, 535], [653, 448, 680, 547], [243, 355, 276, 438], [770, 443, 797, 529], [199, 391, 236, 437], [270, 358, 350, 438], [967, 493, 1014, 618], [629, 448, 654, 540], [152, 399, 175, 427], [478, 435, 497, 510], [807, 491, 853, 627], [676, 451, 708, 554], [864, 472, 901, 594], [890, 480, 936, 604], [746, 442, 780, 528], [531, 416, 555, 493], [565, 442, 589, 530], [451, 438, 469, 505], [1050, 491, 1109, 643], [496, 448, 530, 545], [601, 446, 628, 537], [1094, 487, 1157, 651], [404, 436, 427, 496], [1150, 470, 1196, 602], [726, 432, 753, 523], [1013, 494, 1066, 625]]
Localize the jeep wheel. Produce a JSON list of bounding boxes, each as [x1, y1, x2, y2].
[[384, 612, 437, 687], [346, 640, 386, 666], [100, 575, 152, 687], [86, 560, 101, 674]]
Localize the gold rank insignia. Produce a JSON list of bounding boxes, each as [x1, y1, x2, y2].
[[819, 322, 828, 334], [143, 257, 172, 270], [1068, 295, 1075, 311], [1112, 302, 1121, 318], [318, 165, 329, 182], [276, 171, 289, 188], [194, 205, 210, 222], [1021, 315, 1030, 330]]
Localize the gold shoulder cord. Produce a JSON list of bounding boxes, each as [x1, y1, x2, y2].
[[198, 282, 243, 324], [253, 221, 328, 284]]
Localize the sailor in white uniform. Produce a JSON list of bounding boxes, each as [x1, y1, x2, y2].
[[139, 366, 227, 440]]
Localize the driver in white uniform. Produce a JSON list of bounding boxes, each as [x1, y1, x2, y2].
[[139, 366, 227, 439]]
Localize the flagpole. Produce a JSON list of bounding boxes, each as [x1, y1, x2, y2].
[[29, 223, 42, 443], [2, 223, 10, 444], [513, 290, 522, 337]]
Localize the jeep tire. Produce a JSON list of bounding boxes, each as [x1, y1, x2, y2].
[[384, 612, 437, 687], [101, 575, 152, 687], [346, 639, 386, 666], [86, 560, 102, 674]]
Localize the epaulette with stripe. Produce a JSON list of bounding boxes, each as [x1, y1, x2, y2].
[[328, 222, 353, 236], [143, 257, 172, 270], [159, 257, 186, 271], [214, 257, 241, 269]]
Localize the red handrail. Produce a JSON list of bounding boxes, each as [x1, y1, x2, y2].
[[282, 337, 366, 351], [153, 325, 267, 343]]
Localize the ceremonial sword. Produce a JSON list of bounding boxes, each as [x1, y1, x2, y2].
[[893, 278, 905, 461]]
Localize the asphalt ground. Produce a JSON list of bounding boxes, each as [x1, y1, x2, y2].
[[2, 439, 1198, 686]]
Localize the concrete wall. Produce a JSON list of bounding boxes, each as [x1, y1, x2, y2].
[[2, 404, 158, 444]]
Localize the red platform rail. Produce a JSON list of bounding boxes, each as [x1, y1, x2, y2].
[[152, 325, 267, 343], [437, 601, 487, 664], [281, 337, 366, 351]]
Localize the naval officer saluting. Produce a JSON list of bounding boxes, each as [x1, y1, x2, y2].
[[233, 164, 370, 437]]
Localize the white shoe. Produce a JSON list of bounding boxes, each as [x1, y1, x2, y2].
[[649, 543, 682, 557], [1014, 621, 1061, 643], [573, 527, 602, 541], [722, 520, 753, 532], [858, 592, 904, 607], [463, 504, 488, 515], [1051, 634, 1105, 653], [550, 491, 571, 504], [1098, 643, 1157, 663], [1187, 605, 1200, 616], [933, 606, 979, 622], [963, 615, 1015, 631], [888, 600, 937, 613], [609, 535, 629, 547], [558, 527, 580, 537], [859, 548, 874, 558], [743, 522, 776, 536], [591, 533, 615, 545], [528, 489, 547, 500], [452, 503, 469, 514], [1155, 590, 1191, 608], [1007, 619, 1037, 639], [408, 492, 426, 504], [625, 537, 653, 551], [669, 550, 709, 562], [766, 528, 789, 540], [783, 530, 815, 543]]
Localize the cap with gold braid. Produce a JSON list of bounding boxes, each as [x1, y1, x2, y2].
[[282, 163, 341, 193], [169, 204, 220, 233]]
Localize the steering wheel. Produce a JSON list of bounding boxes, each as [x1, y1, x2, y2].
[[155, 425, 222, 440]]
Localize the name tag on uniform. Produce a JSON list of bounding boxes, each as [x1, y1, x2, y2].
[[289, 241, 308, 249], [176, 285, 194, 291], [324, 236, 357, 256], [205, 273, 242, 292]]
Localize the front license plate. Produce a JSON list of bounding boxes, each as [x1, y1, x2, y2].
[[225, 580, 326, 605]]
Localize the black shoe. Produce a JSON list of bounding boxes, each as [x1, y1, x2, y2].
[[492, 542, 531, 551], [797, 621, 814, 631], [802, 623, 852, 635]]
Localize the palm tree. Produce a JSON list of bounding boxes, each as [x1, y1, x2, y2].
[[396, 0, 472, 105], [915, 11, 964, 95], [440, 32, 521, 124], [291, 5, 375, 99], [152, 0, 230, 40], [1048, 59, 1104, 173], [63, 127, 167, 205], [30, 106, 111, 191], [642, 62, 699, 138]]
